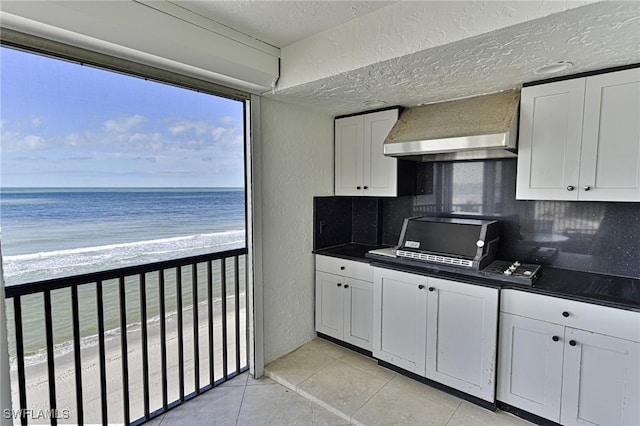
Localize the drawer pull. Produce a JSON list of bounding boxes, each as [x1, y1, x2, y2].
[[562, 311, 570, 318], [418, 285, 425, 290], [428, 287, 435, 292], [344, 284, 349, 289], [552, 336, 560, 342], [569, 340, 577, 346], [340, 266, 345, 270], [337, 283, 342, 287]]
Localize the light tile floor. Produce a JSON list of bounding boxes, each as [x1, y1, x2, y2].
[[146, 370, 349, 426], [147, 338, 531, 425], [264, 338, 532, 426]]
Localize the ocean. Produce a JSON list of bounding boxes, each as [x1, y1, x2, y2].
[[0, 187, 247, 362]]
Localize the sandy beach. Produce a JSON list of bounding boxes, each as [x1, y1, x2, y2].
[[9, 294, 247, 425]]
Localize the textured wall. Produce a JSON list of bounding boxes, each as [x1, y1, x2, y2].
[[259, 98, 333, 363], [274, 1, 640, 116], [278, 1, 592, 90]]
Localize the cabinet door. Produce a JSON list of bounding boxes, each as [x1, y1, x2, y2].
[[561, 328, 640, 426], [343, 278, 373, 350], [335, 116, 364, 196], [315, 271, 344, 339], [579, 68, 640, 202], [425, 278, 498, 402], [497, 313, 564, 422], [516, 79, 585, 200], [363, 109, 398, 197], [372, 268, 428, 375]]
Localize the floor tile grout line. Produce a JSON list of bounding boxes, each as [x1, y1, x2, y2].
[[443, 399, 464, 425], [347, 370, 397, 424], [234, 380, 249, 426]]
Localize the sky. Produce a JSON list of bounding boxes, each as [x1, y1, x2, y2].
[[0, 46, 245, 188]]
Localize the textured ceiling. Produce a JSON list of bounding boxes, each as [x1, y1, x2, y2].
[[172, 0, 395, 48], [268, 1, 640, 116]]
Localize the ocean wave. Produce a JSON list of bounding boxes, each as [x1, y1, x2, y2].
[[3, 231, 246, 285]]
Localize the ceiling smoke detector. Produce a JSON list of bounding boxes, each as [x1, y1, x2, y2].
[[535, 61, 574, 75], [363, 100, 386, 107]]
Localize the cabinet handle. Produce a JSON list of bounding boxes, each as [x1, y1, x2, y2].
[[363, 186, 368, 190], [337, 283, 342, 287], [428, 287, 435, 292], [418, 285, 425, 290], [566, 185, 575, 191], [344, 284, 349, 289], [569, 340, 577, 346], [356, 186, 362, 190], [562, 311, 570, 318], [340, 266, 345, 270], [552, 336, 560, 342], [584, 185, 591, 191]]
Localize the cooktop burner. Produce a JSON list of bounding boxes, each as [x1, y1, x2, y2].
[[480, 260, 542, 285]]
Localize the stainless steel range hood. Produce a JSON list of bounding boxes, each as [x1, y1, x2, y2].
[[384, 90, 520, 162]]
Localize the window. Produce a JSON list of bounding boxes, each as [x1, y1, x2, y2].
[[1, 45, 251, 424], [1, 46, 247, 285]]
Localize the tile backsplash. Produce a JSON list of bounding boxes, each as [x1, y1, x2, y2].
[[315, 159, 640, 279]]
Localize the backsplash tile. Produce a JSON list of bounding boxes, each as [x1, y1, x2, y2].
[[315, 159, 640, 279]]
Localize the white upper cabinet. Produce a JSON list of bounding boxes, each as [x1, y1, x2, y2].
[[579, 70, 640, 201], [517, 68, 640, 201], [335, 109, 399, 197]]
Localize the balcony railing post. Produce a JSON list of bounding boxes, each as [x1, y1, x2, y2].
[[176, 267, 184, 401], [118, 277, 130, 425], [192, 263, 200, 393], [71, 285, 84, 425], [140, 273, 150, 419], [207, 260, 214, 386], [13, 297, 28, 426], [43, 290, 57, 426], [220, 258, 228, 380], [234, 256, 240, 374], [159, 270, 168, 410], [96, 281, 108, 425]]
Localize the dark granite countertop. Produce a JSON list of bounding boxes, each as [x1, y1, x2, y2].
[[313, 243, 640, 312], [313, 243, 385, 262]]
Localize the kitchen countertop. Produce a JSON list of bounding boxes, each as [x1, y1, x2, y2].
[[313, 243, 640, 312]]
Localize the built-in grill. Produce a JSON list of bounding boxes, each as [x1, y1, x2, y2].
[[368, 216, 541, 285], [395, 216, 500, 270]]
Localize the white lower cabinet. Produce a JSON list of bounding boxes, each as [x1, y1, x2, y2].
[[498, 313, 565, 420], [561, 328, 640, 426], [372, 268, 428, 375], [315, 256, 373, 351], [498, 290, 640, 425], [372, 267, 499, 401], [426, 277, 498, 401]]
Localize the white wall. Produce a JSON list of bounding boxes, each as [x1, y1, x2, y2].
[[259, 98, 333, 363]]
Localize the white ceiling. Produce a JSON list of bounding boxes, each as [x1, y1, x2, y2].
[[172, 1, 395, 48], [170, 0, 640, 116]]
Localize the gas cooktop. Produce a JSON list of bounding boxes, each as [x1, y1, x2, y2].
[[480, 260, 542, 285]]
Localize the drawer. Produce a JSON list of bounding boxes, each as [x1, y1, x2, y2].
[[501, 290, 640, 342], [315, 255, 373, 282]]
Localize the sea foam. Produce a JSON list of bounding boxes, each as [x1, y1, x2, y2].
[[3, 231, 246, 285]]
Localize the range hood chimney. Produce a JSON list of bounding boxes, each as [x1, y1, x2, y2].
[[384, 90, 520, 162]]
